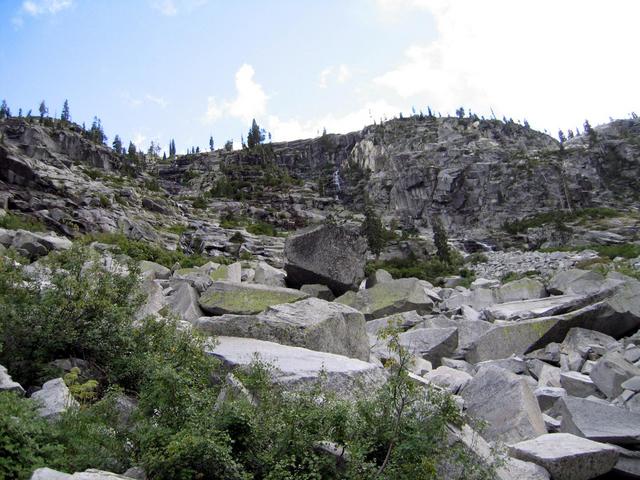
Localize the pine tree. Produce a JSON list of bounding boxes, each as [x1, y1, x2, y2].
[[61, 99, 70, 122], [584, 119, 597, 146], [247, 119, 264, 149], [209, 136, 214, 151], [89, 117, 106, 144], [0, 100, 10, 119], [112, 135, 123, 153], [361, 206, 386, 257], [432, 217, 451, 264], [39, 100, 48, 119], [169, 139, 176, 157], [224, 140, 233, 151], [18, 108, 22, 117]]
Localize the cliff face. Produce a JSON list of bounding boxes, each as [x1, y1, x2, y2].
[[343, 117, 640, 235], [1, 114, 639, 256], [161, 115, 640, 239]]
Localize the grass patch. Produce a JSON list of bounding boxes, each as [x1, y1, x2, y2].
[[245, 221, 277, 236], [503, 207, 620, 234], [365, 255, 474, 286], [78, 232, 213, 268], [541, 242, 640, 260], [0, 213, 47, 232], [165, 224, 189, 236]]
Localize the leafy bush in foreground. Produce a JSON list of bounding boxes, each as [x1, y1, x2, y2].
[[0, 247, 499, 479]]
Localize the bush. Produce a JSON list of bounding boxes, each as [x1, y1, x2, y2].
[[79, 232, 211, 268], [246, 221, 277, 237], [365, 255, 469, 285], [0, 247, 142, 387], [0, 392, 62, 480], [0, 243, 500, 479], [540, 242, 640, 260], [0, 213, 47, 232], [192, 196, 208, 209], [503, 207, 620, 234]]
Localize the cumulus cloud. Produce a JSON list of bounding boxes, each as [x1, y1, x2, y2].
[[202, 64, 268, 124], [267, 100, 401, 141], [150, 0, 208, 16], [318, 64, 352, 88], [373, 0, 640, 131], [21, 0, 73, 15], [144, 94, 168, 108], [121, 92, 168, 109], [12, 0, 72, 26], [227, 64, 268, 122], [151, 0, 177, 16]]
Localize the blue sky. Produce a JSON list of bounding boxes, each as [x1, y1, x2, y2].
[[1, 0, 638, 154]]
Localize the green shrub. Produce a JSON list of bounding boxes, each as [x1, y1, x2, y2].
[[246, 221, 277, 237], [50, 392, 131, 473], [540, 242, 640, 260], [229, 231, 245, 243], [79, 232, 211, 268], [192, 196, 208, 209], [0, 392, 62, 480], [465, 253, 489, 265], [0, 247, 142, 387], [0, 213, 47, 232], [365, 255, 470, 285], [503, 207, 620, 234]]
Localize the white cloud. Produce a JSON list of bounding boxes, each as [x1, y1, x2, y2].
[[373, 0, 640, 131], [22, 0, 72, 15], [145, 94, 168, 108], [150, 0, 208, 16], [227, 64, 268, 122], [151, 0, 177, 16], [204, 97, 223, 122], [202, 63, 268, 124], [267, 100, 402, 141], [121, 92, 168, 109], [318, 64, 352, 88], [132, 132, 147, 150], [12, 0, 72, 26]]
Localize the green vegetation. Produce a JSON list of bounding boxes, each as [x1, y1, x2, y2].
[[78, 232, 211, 268], [499, 270, 540, 284], [165, 224, 189, 236], [361, 207, 387, 257], [365, 254, 473, 286], [246, 221, 277, 236], [432, 217, 451, 264], [0, 248, 499, 479], [192, 196, 208, 209], [209, 158, 302, 202], [0, 213, 47, 232], [541, 242, 640, 260], [502, 207, 620, 234]]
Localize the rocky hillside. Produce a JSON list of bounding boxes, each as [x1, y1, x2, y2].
[[2, 112, 640, 479], [2, 114, 640, 259]]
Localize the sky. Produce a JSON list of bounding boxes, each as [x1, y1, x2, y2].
[[0, 0, 638, 154]]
